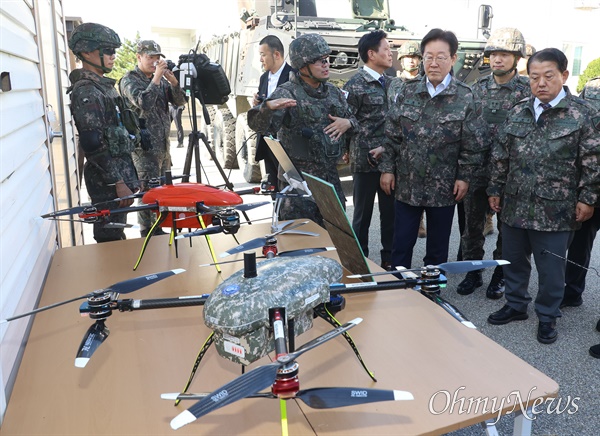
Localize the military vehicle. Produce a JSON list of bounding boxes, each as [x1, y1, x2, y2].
[[199, 0, 493, 182]]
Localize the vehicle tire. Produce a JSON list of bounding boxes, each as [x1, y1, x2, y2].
[[212, 108, 238, 169], [235, 113, 262, 183]]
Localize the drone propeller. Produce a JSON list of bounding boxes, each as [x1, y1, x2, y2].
[[219, 220, 313, 258], [164, 386, 412, 409], [0, 269, 185, 325], [170, 318, 362, 430], [198, 247, 337, 267], [75, 320, 110, 368], [347, 260, 510, 279]]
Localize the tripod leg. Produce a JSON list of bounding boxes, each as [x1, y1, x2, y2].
[[174, 332, 215, 406], [314, 305, 377, 382], [197, 215, 221, 274]]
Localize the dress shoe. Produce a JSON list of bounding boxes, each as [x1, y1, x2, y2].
[[456, 270, 483, 295], [486, 267, 505, 300], [380, 261, 392, 271], [537, 320, 558, 344], [590, 344, 600, 359], [488, 305, 528, 325], [559, 297, 583, 308]]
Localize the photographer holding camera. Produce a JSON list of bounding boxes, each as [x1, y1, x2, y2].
[[120, 40, 187, 237]]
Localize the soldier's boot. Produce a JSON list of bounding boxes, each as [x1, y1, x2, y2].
[[456, 270, 483, 295], [486, 266, 505, 300], [483, 213, 495, 236], [418, 213, 426, 238]]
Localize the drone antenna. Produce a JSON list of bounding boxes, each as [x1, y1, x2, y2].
[[243, 252, 257, 278]]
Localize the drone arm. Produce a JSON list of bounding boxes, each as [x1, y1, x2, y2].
[[329, 277, 448, 295], [116, 295, 210, 312]]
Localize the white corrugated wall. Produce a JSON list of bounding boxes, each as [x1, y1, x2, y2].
[[0, 0, 76, 423]]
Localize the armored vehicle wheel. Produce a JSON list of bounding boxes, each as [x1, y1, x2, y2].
[[235, 113, 262, 183], [212, 108, 238, 169]]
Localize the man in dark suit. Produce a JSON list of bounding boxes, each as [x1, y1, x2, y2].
[[252, 35, 294, 193]]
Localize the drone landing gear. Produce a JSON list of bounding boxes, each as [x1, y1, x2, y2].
[[175, 332, 215, 406], [314, 300, 377, 382]]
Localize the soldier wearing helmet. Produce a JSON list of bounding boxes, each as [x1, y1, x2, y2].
[[67, 23, 139, 243], [518, 44, 536, 77], [120, 40, 187, 237], [397, 41, 422, 81], [455, 27, 531, 298], [248, 33, 357, 226]]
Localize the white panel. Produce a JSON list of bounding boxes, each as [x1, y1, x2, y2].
[[0, 52, 43, 91], [0, 90, 45, 138], [0, 0, 36, 34], [0, 115, 47, 183], [0, 15, 39, 62]]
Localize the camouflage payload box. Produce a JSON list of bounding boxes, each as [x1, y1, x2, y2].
[[204, 256, 342, 365]]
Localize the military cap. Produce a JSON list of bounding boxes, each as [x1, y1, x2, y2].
[[398, 41, 422, 59], [289, 33, 331, 70], [484, 27, 526, 58], [68, 22, 121, 54], [136, 40, 165, 57]]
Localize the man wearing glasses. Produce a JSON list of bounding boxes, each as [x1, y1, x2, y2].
[[380, 28, 489, 270], [248, 33, 357, 226], [120, 40, 187, 237], [67, 23, 139, 243]]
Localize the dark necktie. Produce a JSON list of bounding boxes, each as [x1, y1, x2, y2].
[[378, 75, 386, 88], [540, 102, 552, 111]]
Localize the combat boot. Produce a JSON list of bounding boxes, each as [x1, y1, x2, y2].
[[483, 213, 495, 236], [456, 270, 483, 295], [486, 266, 505, 300], [418, 213, 426, 238]]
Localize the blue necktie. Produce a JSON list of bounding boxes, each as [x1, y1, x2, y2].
[[540, 103, 552, 111], [378, 75, 386, 87]]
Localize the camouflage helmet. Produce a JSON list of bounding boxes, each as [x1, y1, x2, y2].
[[68, 22, 121, 55], [525, 43, 536, 57], [484, 27, 526, 58], [398, 41, 422, 60], [289, 33, 331, 70]]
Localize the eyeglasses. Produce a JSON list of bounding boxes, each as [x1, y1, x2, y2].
[[423, 55, 450, 64], [102, 48, 116, 56], [312, 56, 330, 65]]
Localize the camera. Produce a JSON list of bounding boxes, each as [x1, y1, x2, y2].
[[166, 60, 176, 71]]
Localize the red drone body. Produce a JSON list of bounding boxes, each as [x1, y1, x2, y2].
[[141, 183, 243, 228]]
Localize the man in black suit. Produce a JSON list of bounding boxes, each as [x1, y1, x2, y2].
[[252, 35, 294, 193]]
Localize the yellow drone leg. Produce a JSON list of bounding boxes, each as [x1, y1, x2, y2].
[[280, 398, 289, 436], [133, 211, 166, 270], [197, 216, 221, 274]]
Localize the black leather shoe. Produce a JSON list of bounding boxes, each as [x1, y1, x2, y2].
[[559, 297, 583, 308], [537, 320, 558, 344], [380, 261, 392, 271], [488, 305, 528, 325], [590, 344, 600, 358], [456, 270, 483, 295], [486, 268, 505, 300]]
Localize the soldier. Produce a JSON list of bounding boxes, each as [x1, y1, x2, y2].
[[517, 43, 536, 77], [120, 40, 187, 237], [67, 23, 139, 243], [380, 28, 488, 270], [247, 33, 357, 226], [457, 27, 531, 299], [395, 40, 427, 238], [487, 49, 600, 344], [343, 30, 395, 270], [397, 40, 422, 81], [252, 35, 294, 195]]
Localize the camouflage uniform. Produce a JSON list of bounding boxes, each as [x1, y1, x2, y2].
[[487, 87, 600, 321], [343, 68, 394, 261], [380, 75, 489, 267], [68, 24, 138, 243], [120, 42, 186, 229], [564, 77, 600, 305], [460, 73, 531, 260], [247, 35, 356, 226]]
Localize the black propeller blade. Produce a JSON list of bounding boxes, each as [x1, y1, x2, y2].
[[162, 387, 412, 409], [74, 320, 110, 368], [219, 220, 310, 258], [0, 269, 185, 325], [170, 318, 362, 429], [348, 260, 510, 279], [295, 387, 413, 409]]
